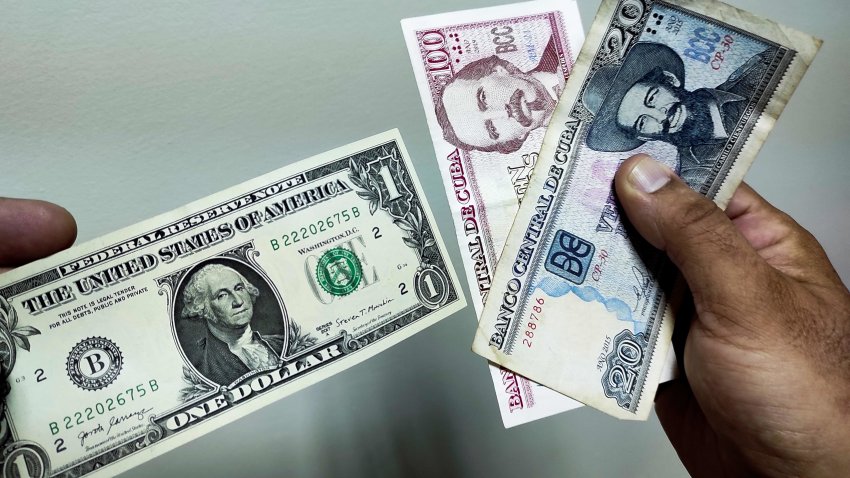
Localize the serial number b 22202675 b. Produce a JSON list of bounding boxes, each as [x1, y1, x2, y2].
[[270, 206, 361, 249], [49, 380, 160, 436]]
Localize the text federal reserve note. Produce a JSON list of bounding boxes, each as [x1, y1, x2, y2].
[[472, 0, 820, 419], [402, 1, 588, 427], [0, 130, 465, 476]]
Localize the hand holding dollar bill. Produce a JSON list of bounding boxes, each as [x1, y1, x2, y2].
[[471, 0, 820, 420], [0, 130, 465, 477]]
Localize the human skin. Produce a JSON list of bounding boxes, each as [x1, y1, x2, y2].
[[615, 154, 850, 477], [0, 198, 76, 274]]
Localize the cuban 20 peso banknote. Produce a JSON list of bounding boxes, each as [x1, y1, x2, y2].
[[402, 0, 587, 428], [0, 130, 465, 476], [472, 0, 820, 420]]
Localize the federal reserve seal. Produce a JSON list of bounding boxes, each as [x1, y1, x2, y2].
[[316, 248, 362, 296], [66, 337, 123, 391]]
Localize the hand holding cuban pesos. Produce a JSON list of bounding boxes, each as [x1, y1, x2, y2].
[[615, 155, 850, 477]]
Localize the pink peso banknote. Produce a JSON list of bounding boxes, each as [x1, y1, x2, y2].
[[402, 1, 587, 427]]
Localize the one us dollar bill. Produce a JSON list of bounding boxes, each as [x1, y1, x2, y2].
[[472, 0, 820, 420], [0, 130, 465, 476]]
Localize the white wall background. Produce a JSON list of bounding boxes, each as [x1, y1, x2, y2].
[[2, 0, 848, 476]]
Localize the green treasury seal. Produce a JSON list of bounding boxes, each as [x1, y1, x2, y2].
[[316, 247, 362, 296]]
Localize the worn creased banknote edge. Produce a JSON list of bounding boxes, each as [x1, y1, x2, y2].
[[0, 130, 466, 476], [677, 2, 822, 207], [401, 0, 589, 427], [472, 0, 820, 420]]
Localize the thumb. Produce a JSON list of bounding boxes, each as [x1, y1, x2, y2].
[[0, 198, 76, 270], [614, 155, 775, 329]]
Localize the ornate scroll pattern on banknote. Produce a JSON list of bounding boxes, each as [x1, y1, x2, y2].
[[473, 0, 820, 419], [0, 297, 41, 379], [0, 130, 464, 476], [403, 0, 589, 427]]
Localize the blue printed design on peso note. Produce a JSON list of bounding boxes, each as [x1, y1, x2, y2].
[[535, 276, 646, 332], [580, 2, 787, 195], [544, 230, 596, 284]]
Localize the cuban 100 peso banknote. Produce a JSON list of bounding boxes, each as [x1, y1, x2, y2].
[[0, 130, 465, 476], [402, 0, 588, 428], [472, 0, 820, 420]]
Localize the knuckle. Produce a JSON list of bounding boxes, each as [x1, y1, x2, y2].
[[694, 270, 786, 340], [785, 219, 819, 251], [774, 210, 811, 242], [662, 196, 736, 265], [696, 300, 758, 339], [768, 206, 820, 249], [675, 197, 724, 233]]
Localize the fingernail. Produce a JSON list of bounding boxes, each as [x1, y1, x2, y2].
[[629, 156, 671, 194]]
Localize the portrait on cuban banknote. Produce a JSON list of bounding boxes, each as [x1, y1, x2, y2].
[[433, 35, 565, 155], [175, 258, 288, 386], [582, 38, 778, 189]]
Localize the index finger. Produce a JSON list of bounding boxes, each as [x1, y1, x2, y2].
[[724, 183, 841, 288]]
